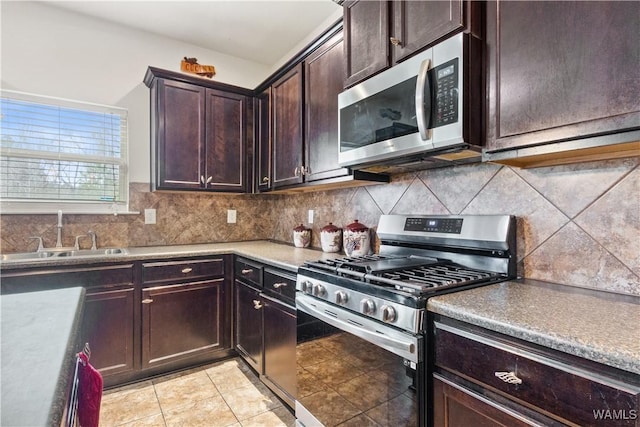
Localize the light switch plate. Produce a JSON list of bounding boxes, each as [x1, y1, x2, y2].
[[227, 209, 237, 224], [144, 208, 156, 225], [308, 209, 314, 224]]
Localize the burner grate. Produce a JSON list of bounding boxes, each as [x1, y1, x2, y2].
[[369, 263, 502, 294]]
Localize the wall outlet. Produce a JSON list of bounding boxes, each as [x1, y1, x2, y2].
[[308, 209, 314, 224], [227, 209, 237, 224], [144, 208, 156, 225]]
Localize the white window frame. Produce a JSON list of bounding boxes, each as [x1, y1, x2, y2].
[[0, 90, 132, 215]]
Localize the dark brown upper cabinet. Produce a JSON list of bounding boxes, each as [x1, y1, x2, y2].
[[257, 27, 389, 193], [304, 31, 350, 183], [255, 90, 271, 192], [271, 63, 304, 189], [145, 67, 252, 192], [483, 1, 640, 168], [343, 0, 480, 88]]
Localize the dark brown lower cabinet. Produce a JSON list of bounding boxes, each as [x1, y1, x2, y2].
[[233, 280, 263, 373], [262, 294, 296, 407], [433, 316, 640, 427], [81, 286, 135, 386], [142, 279, 229, 369]]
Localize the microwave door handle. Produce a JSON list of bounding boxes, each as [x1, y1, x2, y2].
[[415, 58, 431, 141]]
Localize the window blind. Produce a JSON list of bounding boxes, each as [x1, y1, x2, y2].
[[0, 90, 128, 211]]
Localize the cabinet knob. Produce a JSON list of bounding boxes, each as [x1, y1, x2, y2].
[[494, 371, 523, 385], [294, 166, 300, 177], [253, 299, 263, 309], [181, 267, 193, 274], [142, 298, 154, 304], [273, 282, 287, 289], [206, 176, 213, 184], [241, 268, 253, 275], [262, 176, 270, 183], [390, 36, 402, 46]]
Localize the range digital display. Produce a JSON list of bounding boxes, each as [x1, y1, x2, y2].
[[404, 217, 463, 234]]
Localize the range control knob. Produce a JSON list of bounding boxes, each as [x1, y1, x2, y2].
[[313, 284, 327, 298], [301, 280, 313, 294], [381, 305, 397, 323], [361, 298, 376, 315], [335, 290, 349, 305]]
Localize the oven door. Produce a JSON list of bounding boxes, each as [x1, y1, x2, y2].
[[296, 293, 424, 427]]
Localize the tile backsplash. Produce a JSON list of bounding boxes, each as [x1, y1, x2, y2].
[[2, 158, 638, 296]]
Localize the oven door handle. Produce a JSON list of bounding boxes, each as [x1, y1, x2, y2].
[[297, 295, 420, 363], [415, 58, 431, 141]]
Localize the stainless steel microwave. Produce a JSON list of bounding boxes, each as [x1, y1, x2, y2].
[[338, 33, 483, 172]]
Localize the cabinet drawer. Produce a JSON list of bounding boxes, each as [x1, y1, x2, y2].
[[235, 258, 262, 288], [434, 321, 640, 426], [142, 258, 224, 285], [263, 269, 295, 304]]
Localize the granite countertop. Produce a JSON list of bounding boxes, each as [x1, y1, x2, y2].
[[428, 279, 640, 375], [1, 286, 86, 426], [0, 240, 342, 272]]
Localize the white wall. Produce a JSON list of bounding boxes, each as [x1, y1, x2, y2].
[[268, 8, 343, 75], [1, 1, 271, 183]]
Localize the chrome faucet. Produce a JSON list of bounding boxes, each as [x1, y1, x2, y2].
[[28, 236, 45, 252], [87, 230, 97, 250], [74, 234, 88, 250], [56, 210, 63, 248]]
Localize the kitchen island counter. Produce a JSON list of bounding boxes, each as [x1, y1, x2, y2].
[[1, 286, 85, 426], [428, 279, 640, 375]]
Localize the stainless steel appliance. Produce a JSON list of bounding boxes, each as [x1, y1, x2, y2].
[[295, 214, 516, 427], [338, 33, 483, 173]]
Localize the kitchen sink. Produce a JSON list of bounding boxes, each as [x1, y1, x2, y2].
[[1, 248, 128, 261], [1, 251, 57, 261], [56, 248, 128, 257]]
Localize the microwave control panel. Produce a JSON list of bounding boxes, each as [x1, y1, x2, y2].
[[430, 58, 459, 128]]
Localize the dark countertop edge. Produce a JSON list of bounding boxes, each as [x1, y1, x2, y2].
[[0, 240, 317, 273], [427, 279, 640, 375], [48, 287, 86, 427]]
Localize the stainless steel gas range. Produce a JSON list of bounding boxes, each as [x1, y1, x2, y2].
[[295, 214, 516, 427]]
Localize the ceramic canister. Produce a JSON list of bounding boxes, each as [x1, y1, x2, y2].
[[320, 222, 342, 253], [343, 219, 370, 257], [293, 224, 311, 248]]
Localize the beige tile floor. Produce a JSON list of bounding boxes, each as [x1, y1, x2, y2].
[[99, 358, 295, 427]]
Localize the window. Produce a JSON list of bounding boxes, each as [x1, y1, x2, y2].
[[0, 90, 129, 214]]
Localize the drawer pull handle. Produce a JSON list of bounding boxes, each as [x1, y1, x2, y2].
[[181, 267, 193, 274], [253, 300, 263, 309], [273, 282, 287, 289], [142, 298, 153, 304], [241, 268, 253, 274], [495, 371, 522, 385]]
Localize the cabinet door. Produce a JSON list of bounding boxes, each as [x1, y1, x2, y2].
[[81, 286, 135, 386], [141, 279, 229, 369], [344, 0, 390, 88], [154, 79, 206, 190], [304, 31, 350, 183], [262, 295, 296, 406], [486, 1, 640, 153], [272, 63, 304, 189], [391, 0, 464, 63], [256, 90, 272, 192], [204, 89, 247, 192], [234, 280, 263, 373], [433, 374, 542, 427]]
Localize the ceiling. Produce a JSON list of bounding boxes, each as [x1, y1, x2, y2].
[[47, 1, 343, 67]]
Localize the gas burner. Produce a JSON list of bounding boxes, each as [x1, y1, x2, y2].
[[371, 263, 504, 294]]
